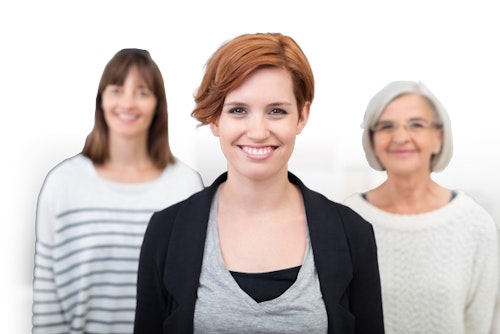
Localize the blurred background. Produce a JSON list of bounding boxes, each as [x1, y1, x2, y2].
[[2, 0, 499, 332]]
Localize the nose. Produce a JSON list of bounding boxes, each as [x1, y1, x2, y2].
[[119, 90, 137, 108], [392, 124, 411, 143], [247, 114, 269, 140]]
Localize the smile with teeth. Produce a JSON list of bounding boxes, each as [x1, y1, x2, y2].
[[240, 145, 275, 156], [117, 113, 139, 121]]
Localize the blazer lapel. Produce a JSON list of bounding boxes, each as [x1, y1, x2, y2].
[[163, 173, 228, 329], [290, 173, 353, 311]]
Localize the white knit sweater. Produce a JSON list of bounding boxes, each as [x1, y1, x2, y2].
[[32, 154, 204, 334], [344, 191, 499, 334]]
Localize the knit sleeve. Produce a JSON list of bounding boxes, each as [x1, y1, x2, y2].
[[32, 178, 69, 333], [464, 212, 499, 333]]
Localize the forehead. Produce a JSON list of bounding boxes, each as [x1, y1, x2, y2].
[[226, 67, 295, 102], [380, 93, 434, 120], [122, 66, 147, 84]]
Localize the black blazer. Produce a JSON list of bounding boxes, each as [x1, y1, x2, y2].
[[134, 172, 384, 334]]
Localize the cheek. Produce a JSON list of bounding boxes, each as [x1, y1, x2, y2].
[[372, 136, 386, 154], [276, 121, 300, 137], [101, 98, 113, 114], [101, 101, 113, 123], [141, 100, 157, 116], [286, 129, 300, 142]]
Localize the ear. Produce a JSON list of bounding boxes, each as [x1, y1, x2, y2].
[[296, 102, 311, 134], [209, 121, 220, 137]]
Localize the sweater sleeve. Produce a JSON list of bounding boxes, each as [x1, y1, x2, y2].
[[464, 213, 499, 333], [32, 181, 69, 333]]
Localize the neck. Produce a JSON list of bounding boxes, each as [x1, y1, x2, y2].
[[369, 173, 450, 214], [219, 170, 296, 214], [107, 134, 151, 168], [94, 134, 161, 183]]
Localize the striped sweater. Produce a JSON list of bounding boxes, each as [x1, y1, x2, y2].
[[33, 154, 204, 334]]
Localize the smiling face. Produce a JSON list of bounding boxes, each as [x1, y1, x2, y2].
[[101, 66, 157, 141], [373, 93, 443, 176], [210, 67, 310, 181]]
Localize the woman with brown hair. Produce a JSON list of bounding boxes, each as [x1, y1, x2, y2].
[[32, 48, 204, 334]]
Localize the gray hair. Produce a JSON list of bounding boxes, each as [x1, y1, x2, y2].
[[361, 81, 453, 172]]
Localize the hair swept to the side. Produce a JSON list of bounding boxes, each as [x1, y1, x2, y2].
[[191, 33, 314, 126]]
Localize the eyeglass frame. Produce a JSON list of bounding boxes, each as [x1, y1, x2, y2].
[[370, 118, 443, 134]]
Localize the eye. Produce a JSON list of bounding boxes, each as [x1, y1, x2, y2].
[[107, 86, 121, 95], [373, 121, 396, 132], [407, 120, 427, 130], [269, 108, 287, 116], [228, 107, 246, 115], [137, 88, 152, 97]]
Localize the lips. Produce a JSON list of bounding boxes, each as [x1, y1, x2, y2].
[[388, 149, 416, 157], [117, 112, 139, 121], [239, 145, 276, 159]]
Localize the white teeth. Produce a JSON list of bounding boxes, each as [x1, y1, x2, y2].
[[242, 146, 272, 155], [117, 113, 137, 121]]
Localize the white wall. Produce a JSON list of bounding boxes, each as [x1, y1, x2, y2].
[[2, 1, 499, 332]]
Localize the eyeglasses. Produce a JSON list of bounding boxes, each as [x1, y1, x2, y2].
[[370, 119, 442, 134]]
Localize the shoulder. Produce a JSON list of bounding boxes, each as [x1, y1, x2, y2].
[[40, 154, 94, 194], [45, 153, 89, 176], [143, 186, 213, 256], [144, 196, 191, 254], [300, 184, 369, 224], [161, 159, 204, 186], [342, 192, 365, 207], [147, 201, 184, 237], [146, 173, 226, 231], [456, 191, 493, 215], [335, 199, 376, 237], [168, 159, 201, 175], [454, 190, 498, 234], [341, 193, 376, 223], [293, 176, 375, 239], [147, 184, 214, 233], [298, 183, 379, 276]]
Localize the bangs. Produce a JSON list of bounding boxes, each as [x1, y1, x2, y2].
[[102, 55, 156, 92]]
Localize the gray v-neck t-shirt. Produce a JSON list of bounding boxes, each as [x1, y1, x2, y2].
[[194, 191, 328, 333]]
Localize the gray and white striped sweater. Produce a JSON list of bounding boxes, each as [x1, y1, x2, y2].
[[33, 154, 203, 334]]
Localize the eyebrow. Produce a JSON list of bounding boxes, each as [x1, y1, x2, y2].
[[377, 117, 430, 122], [223, 101, 293, 107]]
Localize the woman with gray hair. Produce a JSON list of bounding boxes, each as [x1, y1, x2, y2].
[[344, 81, 499, 334]]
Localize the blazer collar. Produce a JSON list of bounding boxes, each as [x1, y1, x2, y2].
[[164, 172, 352, 322], [164, 173, 227, 300]]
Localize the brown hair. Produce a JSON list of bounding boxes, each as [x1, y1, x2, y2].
[[82, 48, 175, 168], [191, 33, 315, 125]]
